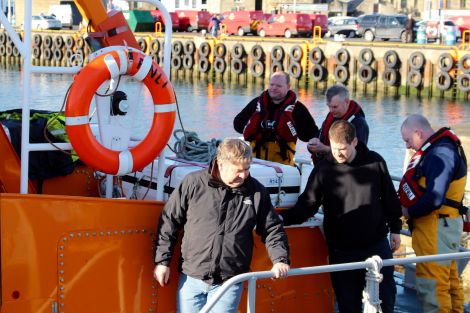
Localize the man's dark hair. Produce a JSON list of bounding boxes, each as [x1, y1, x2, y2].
[[325, 84, 349, 104], [329, 120, 356, 144]]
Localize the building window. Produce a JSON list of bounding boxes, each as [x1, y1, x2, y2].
[[175, 0, 180, 8], [185, 0, 189, 6], [202, 0, 207, 4], [192, 0, 196, 8]]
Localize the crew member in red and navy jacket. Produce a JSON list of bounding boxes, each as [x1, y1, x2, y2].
[[233, 71, 318, 166], [399, 114, 467, 313], [307, 84, 369, 164]]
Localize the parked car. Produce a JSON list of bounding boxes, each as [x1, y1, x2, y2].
[[357, 14, 408, 42], [327, 16, 358, 38], [176, 10, 211, 32], [31, 14, 62, 30], [257, 13, 312, 38], [209, 10, 265, 36], [449, 15, 470, 38], [416, 20, 461, 42], [150, 10, 179, 31], [48, 4, 73, 29], [309, 13, 328, 37]]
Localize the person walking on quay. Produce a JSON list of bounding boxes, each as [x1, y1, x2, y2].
[[234, 71, 318, 166], [405, 13, 416, 43], [281, 120, 402, 313], [399, 114, 467, 313], [154, 138, 290, 313], [307, 84, 369, 164], [210, 14, 221, 38]]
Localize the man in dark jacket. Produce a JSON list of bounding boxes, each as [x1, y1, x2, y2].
[[154, 138, 290, 313], [281, 120, 401, 313], [234, 71, 318, 166], [308, 84, 369, 164]]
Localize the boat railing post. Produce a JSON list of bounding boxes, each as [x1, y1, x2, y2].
[[247, 276, 258, 313]]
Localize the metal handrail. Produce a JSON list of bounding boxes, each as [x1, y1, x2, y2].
[[200, 251, 470, 313]]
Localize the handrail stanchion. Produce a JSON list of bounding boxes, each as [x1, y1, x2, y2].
[[247, 277, 257, 313]]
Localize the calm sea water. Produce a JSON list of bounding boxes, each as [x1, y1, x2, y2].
[[1, 67, 470, 177]]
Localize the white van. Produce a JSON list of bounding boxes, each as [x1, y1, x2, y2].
[[48, 4, 73, 29]]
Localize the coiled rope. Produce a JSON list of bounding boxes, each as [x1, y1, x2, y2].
[[172, 129, 221, 163]]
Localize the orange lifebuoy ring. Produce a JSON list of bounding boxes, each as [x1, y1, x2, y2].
[[65, 48, 176, 175]]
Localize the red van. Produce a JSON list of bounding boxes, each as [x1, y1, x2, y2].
[[176, 10, 211, 32], [257, 13, 312, 38], [309, 13, 328, 37], [449, 16, 470, 38], [210, 10, 265, 36], [150, 10, 179, 31]]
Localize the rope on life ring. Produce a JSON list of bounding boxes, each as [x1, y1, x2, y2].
[[250, 44, 264, 60], [311, 64, 326, 82], [335, 48, 350, 66], [457, 74, 470, 92], [198, 58, 210, 73], [250, 60, 264, 78], [334, 65, 349, 83], [288, 62, 302, 79], [437, 53, 455, 72], [232, 43, 245, 59], [183, 41, 195, 55], [198, 42, 211, 58], [231, 58, 245, 74], [271, 45, 284, 62], [458, 54, 470, 74], [65, 48, 176, 175], [358, 48, 374, 65], [357, 65, 375, 83], [382, 68, 399, 86], [65, 36, 74, 49], [214, 57, 226, 73], [214, 43, 226, 58], [435, 71, 453, 91], [270, 62, 283, 73], [409, 52, 425, 70], [182, 55, 194, 69], [289, 45, 303, 62], [383, 50, 399, 69], [309, 47, 324, 64], [407, 69, 423, 88]]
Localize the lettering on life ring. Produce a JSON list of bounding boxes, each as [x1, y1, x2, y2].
[[65, 49, 176, 175]]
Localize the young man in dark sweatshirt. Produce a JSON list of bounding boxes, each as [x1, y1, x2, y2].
[[281, 120, 402, 313]]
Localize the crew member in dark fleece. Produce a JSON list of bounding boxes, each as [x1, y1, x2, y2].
[[281, 120, 401, 313], [308, 84, 369, 164], [154, 138, 290, 313], [234, 71, 318, 165]]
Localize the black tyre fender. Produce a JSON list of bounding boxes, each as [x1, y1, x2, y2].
[[182, 55, 194, 69], [383, 50, 399, 68], [32, 46, 41, 59], [214, 43, 226, 58], [435, 71, 453, 91], [309, 47, 324, 64], [288, 62, 302, 79], [53, 48, 63, 61], [289, 45, 303, 62], [407, 70, 423, 88], [250, 44, 264, 60], [5, 45, 12, 57], [335, 48, 350, 66], [54, 36, 64, 49], [358, 48, 374, 65], [172, 41, 183, 55], [213, 57, 226, 73], [0, 45, 6, 56], [270, 62, 283, 73], [183, 41, 195, 55], [250, 60, 265, 78], [138, 38, 147, 52], [271, 45, 285, 62], [458, 54, 470, 74], [334, 65, 349, 83], [0, 32, 6, 45], [75, 37, 85, 49], [12, 46, 20, 57], [43, 48, 52, 60], [65, 36, 74, 49], [43, 35, 53, 48], [232, 43, 245, 59], [311, 64, 326, 82], [32, 34, 42, 46], [231, 58, 245, 74], [171, 56, 182, 70], [149, 39, 160, 54], [382, 68, 399, 86], [198, 42, 211, 58], [357, 65, 375, 83], [457, 73, 470, 92], [409, 52, 425, 70], [437, 53, 455, 72], [64, 48, 73, 61], [198, 58, 210, 73]]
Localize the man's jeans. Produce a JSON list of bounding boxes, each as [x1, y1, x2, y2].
[[177, 274, 243, 313]]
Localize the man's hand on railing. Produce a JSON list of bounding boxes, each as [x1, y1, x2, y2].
[[154, 264, 170, 286], [390, 233, 401, 252], [271, 262, 290, 279]]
